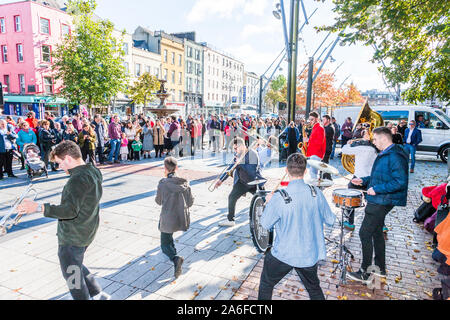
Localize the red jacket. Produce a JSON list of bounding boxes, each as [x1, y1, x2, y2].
[[306, 123, 326, 159], [422, 183, 448, 209]]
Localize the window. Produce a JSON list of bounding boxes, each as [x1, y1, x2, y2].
[[171, 70, 175, 84], [145, 66, 151, 74], [178, 72, 182, 85], [14, 16, 21, 32], [171, 52, 175, 65], [178, 54, 182, 67], [378, 111, 409, 125], [3, 75, 9, 93], [1, 45, 7, 63], [62, 24, 70, 36], [0, 18, 5, 33], [164, 69, 168, 80], [155, 67, 160, 79], [16, 44, 23, 62], [415, 111, 442, 129], [135, 63, 141, 77], [164, 50, 168, 62], [42, 45, 51, 62], [44, 77, 53, 94], [179, 90, 182, 101], [122, 43, 128, 55], [18, 74, 25, 93], [40, 18, 50, 34], [123, 62, 129, 74]]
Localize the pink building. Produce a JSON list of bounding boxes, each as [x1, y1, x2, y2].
[[0, 0, 72, 116]]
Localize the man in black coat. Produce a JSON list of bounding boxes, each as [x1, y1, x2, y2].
[[322, 115, 335, 180], [93, 114, 106, 165]]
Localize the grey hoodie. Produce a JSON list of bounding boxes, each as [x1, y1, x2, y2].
[[156, 175, 194, 233]]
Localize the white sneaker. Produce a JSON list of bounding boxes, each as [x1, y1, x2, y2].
[[219, 220, 235, 227], [92, 292, 111, 300]]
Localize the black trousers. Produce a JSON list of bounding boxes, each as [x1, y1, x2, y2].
[[155, 145, 164, 158], [96, 146, 105, 164], [258, 251, 325, 300], [228, 181, 256, 222], [322, 149, 332, 180], [0, 151, 13, 176], [81, 146, 96, 165], [127, 140, 135, 160], [161, 232, 177, 262], [359, 203, 394, 273], [58, 246, 102, 300]]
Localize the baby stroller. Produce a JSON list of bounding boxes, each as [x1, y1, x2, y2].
[[23, 144, 48, 181]]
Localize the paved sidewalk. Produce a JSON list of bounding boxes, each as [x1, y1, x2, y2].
[[0, 151, 447, 300]]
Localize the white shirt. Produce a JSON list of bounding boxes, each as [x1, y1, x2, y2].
[[406, 128, 414, 144], [342, 144, 378, 178]]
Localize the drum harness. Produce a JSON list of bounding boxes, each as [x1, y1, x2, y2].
[[276, 184, 318, 205]]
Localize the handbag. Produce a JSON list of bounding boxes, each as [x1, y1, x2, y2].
[[435, 195, 449, 228], [424, 212, 437, 234], [413, 202, 436, 223]]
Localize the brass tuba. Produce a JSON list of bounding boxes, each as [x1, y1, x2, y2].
[[341, 100, 384, 174]]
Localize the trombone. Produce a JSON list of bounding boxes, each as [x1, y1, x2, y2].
[[236, 125, 281, 152], [208, 140, 259, 192], [0, 184, 38, 237]]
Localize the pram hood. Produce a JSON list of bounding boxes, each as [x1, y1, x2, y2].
[[23, 144, 41, 156]]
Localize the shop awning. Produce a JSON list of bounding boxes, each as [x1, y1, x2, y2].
[[4, 95, 69, 105]]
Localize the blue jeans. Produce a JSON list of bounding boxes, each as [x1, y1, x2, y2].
[[330, 140, 337, 159], [108, 139, 121, 162], [403, 144, 416, 170]]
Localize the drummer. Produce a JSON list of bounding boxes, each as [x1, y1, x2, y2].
[[258, 153, 336, 300], [215, 137, 265, 227], [341, 128, 379, 231]]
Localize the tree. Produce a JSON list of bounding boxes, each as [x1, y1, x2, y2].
[[264, 75, 287, 112], [320, 0, 450, 105], [296, 62, 338, 109], [336, 83, 365, 105], [129, 73, 160, 107], [52, 0, 127, 110]]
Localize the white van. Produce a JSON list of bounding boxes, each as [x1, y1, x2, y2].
[[334, 105, 450, 163]]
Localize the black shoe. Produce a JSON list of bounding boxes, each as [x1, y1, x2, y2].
[[347, 269, 370, 283], [174, 256, 184, 279], [20, 166, 25, 170], [51, 168, 58, 172], [114, 160, 120, 164], [8, 174, 17, 178]]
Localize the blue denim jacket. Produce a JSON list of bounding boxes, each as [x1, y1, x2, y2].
[[261, 179, 336, 268]]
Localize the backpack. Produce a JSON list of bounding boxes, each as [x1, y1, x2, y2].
[[424, 212, 437, 234], [435, 195, 449, 228], [413, 202, 436, 223]]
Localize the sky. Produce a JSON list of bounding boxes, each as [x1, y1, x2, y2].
[[0, 0, 389, 92]]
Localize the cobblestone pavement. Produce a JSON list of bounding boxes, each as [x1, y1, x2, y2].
[[235, 154, 448, 301], [0, 148, 447, 300]]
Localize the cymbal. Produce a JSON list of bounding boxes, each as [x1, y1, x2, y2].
[[305, 178, 334, 188], [247, 179, 268, 186], [307, 159, 340, 176]]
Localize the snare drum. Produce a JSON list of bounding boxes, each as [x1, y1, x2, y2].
[[332, 189, 364, 209]]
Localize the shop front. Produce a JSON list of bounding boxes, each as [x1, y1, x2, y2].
[[2, 95, 70, 119]]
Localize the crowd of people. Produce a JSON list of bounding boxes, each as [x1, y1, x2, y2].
[[0, 111, 291, 179]]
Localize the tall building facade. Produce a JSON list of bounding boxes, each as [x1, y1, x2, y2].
[[133, 27, 185, 106], [244, 71, 260, 107], [0, 0, 72, 117], [202, 43, 244, 114], [172, 32, 204, 116]]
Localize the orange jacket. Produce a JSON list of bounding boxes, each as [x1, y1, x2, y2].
[[435, 213, 450, 265]]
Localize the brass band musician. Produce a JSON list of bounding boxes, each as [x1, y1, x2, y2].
[[214, 137, 265, 227]]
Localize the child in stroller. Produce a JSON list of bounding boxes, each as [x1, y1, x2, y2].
[[23, 144, 48, 180]]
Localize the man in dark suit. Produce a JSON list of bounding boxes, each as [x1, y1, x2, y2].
[[403, 120, 423, 173]]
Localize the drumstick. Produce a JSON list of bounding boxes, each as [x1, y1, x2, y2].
[[265, 172, 289, 205]]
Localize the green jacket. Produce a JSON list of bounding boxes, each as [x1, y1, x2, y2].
[[44, 163, 103, 247], [132, 140, 143, 152]]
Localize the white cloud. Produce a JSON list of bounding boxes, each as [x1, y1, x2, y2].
[[187, 0, 271, 23], [240, 18, 279, 39], [225, 44, 280, 69]]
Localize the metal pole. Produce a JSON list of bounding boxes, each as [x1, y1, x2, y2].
[[279, 0, 291, 60], [288, 0, 300, 124], [259, 76, 263, 116], [305, 57, 314, 117], [313, 37, 341, 83]]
